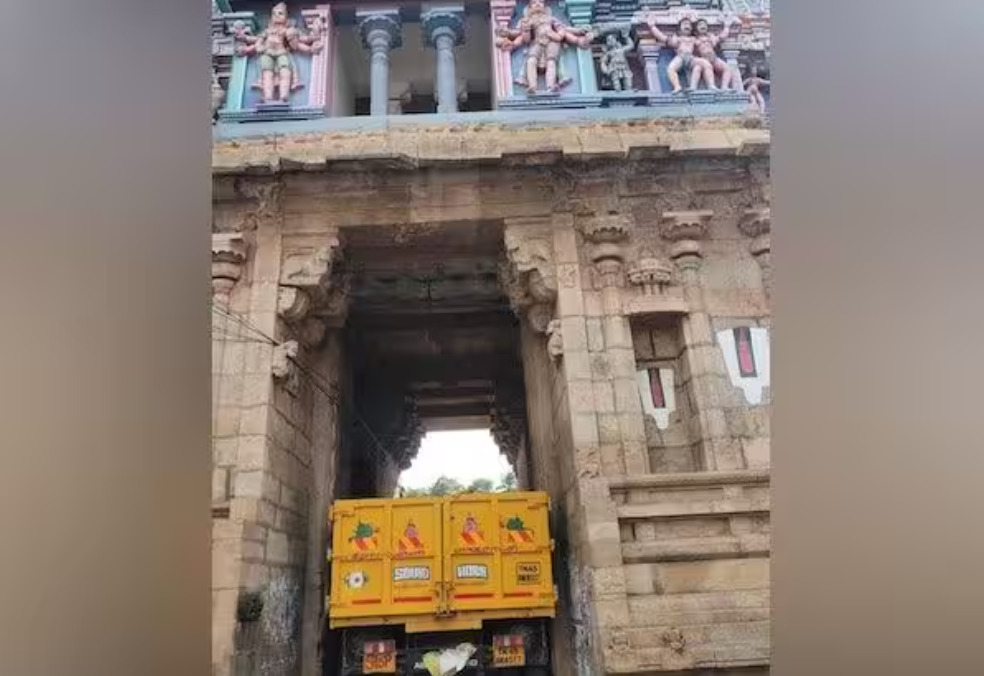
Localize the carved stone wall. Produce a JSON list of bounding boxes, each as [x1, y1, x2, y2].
[[212, 119, 770, 676]]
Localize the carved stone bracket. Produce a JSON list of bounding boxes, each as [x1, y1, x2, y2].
[[502, 225, 558, 334], [491, 379, 528, 466], [234, 178, 284, 231], [278, 232, 348, 346], [739, 207, 771, 299], [627, 256, 674, 295], [546, 319, 563, 361], [212, 233, 247, 305], [272, 339, 300, 396]]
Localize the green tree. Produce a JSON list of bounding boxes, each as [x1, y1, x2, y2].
[[429, 476, 465, 496], [467, 478, 495, 493], [496, 471, 517, 492]]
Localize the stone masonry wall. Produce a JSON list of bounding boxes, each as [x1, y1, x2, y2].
[[214, 119, 771, 676]]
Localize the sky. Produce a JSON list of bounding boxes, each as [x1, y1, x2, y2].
[[398, 429, 512, 490]]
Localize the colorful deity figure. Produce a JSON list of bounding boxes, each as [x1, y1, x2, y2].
[[495, 0, 594, 94], [644, 13, 714, 93], [599, 29, 636, 92], [462, 514, 479, 535], [743, 63, 770, 113], [233, 2, 324, 105], [693, 16, 742, 90]]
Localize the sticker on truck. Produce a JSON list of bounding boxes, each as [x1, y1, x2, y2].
[[455, 564, 488, 580], [516, 562, 541, 585], [393, 566, 430, 582]]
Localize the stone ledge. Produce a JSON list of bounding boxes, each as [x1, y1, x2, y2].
[[622, 534, 771, 563], [212, 119, 770, 175], [609, 469, 770, 491], [617, 494, 769, 520]]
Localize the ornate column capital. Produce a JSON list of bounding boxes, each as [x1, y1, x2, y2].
[[357, 9, 403, 51], [212, 233, 247, 305], [660, 210, 712, 271], [659, 210, 713, 242], [579, 212, 633, 287], [421, 5, 466, 48]]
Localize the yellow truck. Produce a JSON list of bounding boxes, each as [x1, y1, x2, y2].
[[327, 491, 556, 675]]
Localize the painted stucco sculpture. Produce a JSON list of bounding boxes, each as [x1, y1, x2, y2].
[[598, 28, 636, 92], [234, 2, 324, 105], [495, 0, 593, 94], [693, 15, 741, 90], [743, 63, 770, 113], [644, 12, 714, 93]]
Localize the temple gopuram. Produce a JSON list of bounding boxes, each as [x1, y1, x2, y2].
[[211, 1, 771, 675]]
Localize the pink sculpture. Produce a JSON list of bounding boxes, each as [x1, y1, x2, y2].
[[693, 16, 741, 90], [743, 64, 770, 114], [644, 13, 715, 93], [495, 0, 593, 94], [233, 2, 324, 105]]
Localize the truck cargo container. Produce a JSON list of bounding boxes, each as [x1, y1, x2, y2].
[[327, 491, 556, 675]]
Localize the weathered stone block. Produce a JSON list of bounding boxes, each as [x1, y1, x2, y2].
[[592, 380, 616, 413], [597, 414, 621, 444], [213, 468, 229, 502], [563, 350, 592, 381], [266, 530, 290, 565], [587, 319, 605, 353], [571, 412, 600, 448], [624, 564, 657, 596], [742, 437, 770, 469], [613, 378, 642, 414], [654, 558, 770, 595]]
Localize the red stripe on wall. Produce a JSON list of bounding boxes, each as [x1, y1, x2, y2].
[[454, 593, 494, 599], [394, 596, 432, 603]]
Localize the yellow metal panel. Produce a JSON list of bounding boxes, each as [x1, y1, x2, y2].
[[327, 492, 556, 632]]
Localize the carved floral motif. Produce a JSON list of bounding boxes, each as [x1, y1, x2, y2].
[[627, 257, 675, 295]]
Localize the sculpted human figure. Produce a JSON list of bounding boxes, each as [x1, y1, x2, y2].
[[743, 64, 770, 113], [233, 3, 323, 105], [644, 14, 714, 93], [496, 0, 593, 94], [599, 29, 636, 92], [694, 16, 742, 90]]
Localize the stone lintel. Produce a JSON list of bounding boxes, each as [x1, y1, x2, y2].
[[212, 122, 770, 175]]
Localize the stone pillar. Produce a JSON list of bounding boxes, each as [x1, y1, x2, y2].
[[489, 0, 518, 105], [566, 0, 599, 95], [638, 41, 664, 94], [422, 6, 465, 114], [740, 207, 772, 303], [578, 213, 648, 477], [723, 47, 743, 91], [357, 10, 403, 117], [660, 210, 743, 471]]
